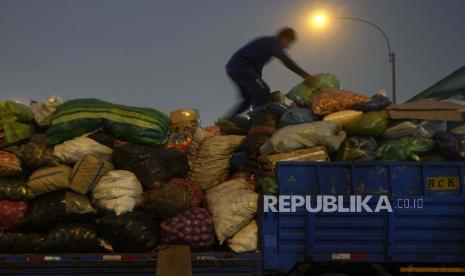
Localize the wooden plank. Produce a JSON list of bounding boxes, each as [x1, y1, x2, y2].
[[156, 245, 192, 276], [258, 146, 329, 176]]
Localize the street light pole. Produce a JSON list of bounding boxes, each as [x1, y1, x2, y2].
[[332, 17, 396, 104]]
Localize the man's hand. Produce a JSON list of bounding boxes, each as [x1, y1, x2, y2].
[[303, 74, 317, 86]]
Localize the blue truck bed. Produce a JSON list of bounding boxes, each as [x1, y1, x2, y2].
[[262, 162, 465, 273]]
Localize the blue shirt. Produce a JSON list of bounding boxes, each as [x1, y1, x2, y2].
[[226, 36, 307, 77]]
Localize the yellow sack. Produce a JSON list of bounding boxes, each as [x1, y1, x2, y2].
[[28, 165, 72, 196], [323, 110, 363, 127]]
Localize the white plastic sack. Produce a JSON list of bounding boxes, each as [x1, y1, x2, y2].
[[92, 170, 143, 215], [382, 120, 446, 139], [188, 127, 245, 190], [31, 96, 64, 127], [228, 220, 258, 253], [259, 121, 345, 155], [53, 135, 113, 164], [451, 125, 465, 134], [206, 178, 258, 244]]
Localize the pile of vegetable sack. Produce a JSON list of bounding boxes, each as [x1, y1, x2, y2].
[[1, 77, 464, 255]]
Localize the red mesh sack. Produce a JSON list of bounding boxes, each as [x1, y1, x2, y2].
[[0, 200, 28, 230], [161, 207, 214, 250], [0, 150, 22, 177]]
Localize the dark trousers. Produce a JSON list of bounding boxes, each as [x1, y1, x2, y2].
[[225, 66, 271, 117]]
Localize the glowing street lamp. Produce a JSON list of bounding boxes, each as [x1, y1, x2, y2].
[[313, 13, 327, 27], [311, 13, 397, 104]]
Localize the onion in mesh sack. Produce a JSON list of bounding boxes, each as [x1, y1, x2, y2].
[[160, 207, 214, 250]]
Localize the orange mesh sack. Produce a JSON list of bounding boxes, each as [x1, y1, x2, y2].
[[312, 88, 370, 116]]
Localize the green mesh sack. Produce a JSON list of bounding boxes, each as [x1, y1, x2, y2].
[[0, 101, 34, 122], [286, 73, 341, 107], [0, 101, 34, 144], [344, 110, 390, 137], [376, 137, 435, 161], [255, 176, 278, 195], [336, 136, 378, 161]]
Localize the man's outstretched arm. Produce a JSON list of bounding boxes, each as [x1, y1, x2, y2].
[[274, 51, 316, 83]]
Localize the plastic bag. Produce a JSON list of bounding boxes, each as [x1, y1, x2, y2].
[[70, 155, 115, 194], [144, 178, 203, 219], [92, 170, 143, 216], [166, 132, 193, 153], [255, 176, 278, 195], [344, 110, 390, 136], [376, 137, 435, 161], [53, 135, 113, 164], [286, 73, 341, 107], [435, 132, 465, 160], [188, 128, 245, 190], [259, 121, 345, 155], [323, 110, 363, 127], [30, 95, 64, 127], [161, 207, 214, 250], [97, 211, 160, 252], [0, 177, 35, 201], [0, 200, 28, 230], [312, 88, 370, 115], [353, 94, 391, 111], [19, 190, 96, 230], [279, 108, 320, 128], [28, 165, 72, 196], [39, 223, 112, 253], [383, 121, 447, 139], [0, 232, 44, 253], [206, 178, 258, 244], [113, 143, 189, 190], [0, 150, 22, 177], [228, 220, 257, 253], [336, 136, 378, 161]]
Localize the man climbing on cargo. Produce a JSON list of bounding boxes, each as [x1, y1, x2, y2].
[[225, 27, 316, 117]]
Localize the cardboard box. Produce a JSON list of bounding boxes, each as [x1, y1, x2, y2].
[[387, 100, 465, 121]]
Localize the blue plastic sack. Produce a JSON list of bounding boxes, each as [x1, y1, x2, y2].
[[279, 108, 320, 128], [353, 94, 391, 111], [231, 151, 248, 171], [248, 102, 288, 119]]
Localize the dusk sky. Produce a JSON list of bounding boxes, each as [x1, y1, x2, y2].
[[1, 0, 464, 124]]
